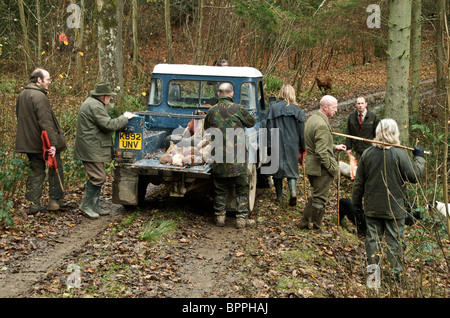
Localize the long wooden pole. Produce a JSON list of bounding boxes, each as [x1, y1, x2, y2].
[[336, 151, 340, 229], [332, 132, 431, 155]]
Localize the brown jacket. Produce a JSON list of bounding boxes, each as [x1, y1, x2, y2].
[[15, 83, 66, 154]]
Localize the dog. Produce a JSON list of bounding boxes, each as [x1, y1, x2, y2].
[[428, 201, 450, 218], [315, 76, 332, 94], [338, 198, 421, 236], [338, 198, 367, 236]]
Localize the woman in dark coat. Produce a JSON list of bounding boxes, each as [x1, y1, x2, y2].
[[266, 84, 306, 206], [352, 118, 425, 279]]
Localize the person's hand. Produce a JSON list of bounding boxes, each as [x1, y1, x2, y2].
[[49, 146, 56, 157], [123, 111, 137, 119], [413, 145, 425, 158], [335, 144, 347, 152]]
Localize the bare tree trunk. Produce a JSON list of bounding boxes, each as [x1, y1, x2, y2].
[[71, 0, 85, 82], [444, 7, 450, 237], [17, 0, 32, 71], [132, 0, 139, 74], [410, 0, 422, 116], [165, 0, 174, 64], [385, 0, 412, 145], [96, 0, 124, 99], [436, 0, 446, 94], [196, 0, 204, 65], [35, 0, 42, 65]]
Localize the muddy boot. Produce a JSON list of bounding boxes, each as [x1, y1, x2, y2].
[[236, 195, 256, 229], [93, 186, 109, 216], [28, 203, 46, 214], [214, 195, 227, 227], [236, 217, 256, 229], [274, 178, 283, 202], [214, 215, 226, 227], [288, 178, 297, 206], [312, 205, 326, 233], [48, 156, 65, 210], [47, 200, 68, 211], [80, 181, 99, 219], [299, 197, 313, 229]]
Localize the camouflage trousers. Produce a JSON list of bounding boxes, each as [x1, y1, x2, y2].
[[212, 173, 249, 218]]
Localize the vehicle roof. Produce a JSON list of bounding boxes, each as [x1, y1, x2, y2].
[[152, 64, 263, 78]]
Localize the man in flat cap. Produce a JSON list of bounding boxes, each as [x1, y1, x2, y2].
[[74, 82, 136, 218]]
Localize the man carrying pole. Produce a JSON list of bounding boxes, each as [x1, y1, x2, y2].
[[299, 95, 347, 233]]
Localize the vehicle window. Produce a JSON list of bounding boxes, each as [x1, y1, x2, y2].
[[148, 78, 162, 105], [258, 80, 266, 110], [240, 82, 256, 111], [168, 80, 232, 108]]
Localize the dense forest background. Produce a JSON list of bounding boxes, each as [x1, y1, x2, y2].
[[0, 0, 449, 298]]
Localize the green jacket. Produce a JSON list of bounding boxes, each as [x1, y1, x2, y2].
[[74, 96, 129, 163], [15, 83, 66, 154], [204, 96, 255, 177], [352, 147, 425, 219], [304, 111, 338, 177], [345, 109, 380, 155]]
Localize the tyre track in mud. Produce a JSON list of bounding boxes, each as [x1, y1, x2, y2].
[[0, 208, 124, 298], [162, 221, 249, 298]]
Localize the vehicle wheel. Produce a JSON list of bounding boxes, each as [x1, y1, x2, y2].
[[248, 164, 257, 212], [137, 175, 150, 207]]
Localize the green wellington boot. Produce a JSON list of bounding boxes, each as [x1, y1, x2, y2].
[[288, 178, 297, 206], [79, 181, 99, 219], [311, 205, 326, 233], [299, 197, 313, 229], [274, 178, 283, 202], [93, 186, 109, 216]]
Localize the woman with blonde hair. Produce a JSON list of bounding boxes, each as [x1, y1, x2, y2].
[[352, 118, 425, 280], [266, 84, 306, 206], [372, 118, 400, 148]]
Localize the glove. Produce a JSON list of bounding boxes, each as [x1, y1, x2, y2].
[[412, 145, 424, 158], [298, 150, 305, 165], [123, 111, 137, 120]]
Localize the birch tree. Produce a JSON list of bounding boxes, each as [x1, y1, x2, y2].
[[131, 0, 139, 74], [17, 0, 32, 71], [410, 0, 422, 115], [195, 0, 204, 65], [385, 0, 412, 145], [165, 0, 174, 64], [96, 0, 123, 98], [35, 0, 42, 65]]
